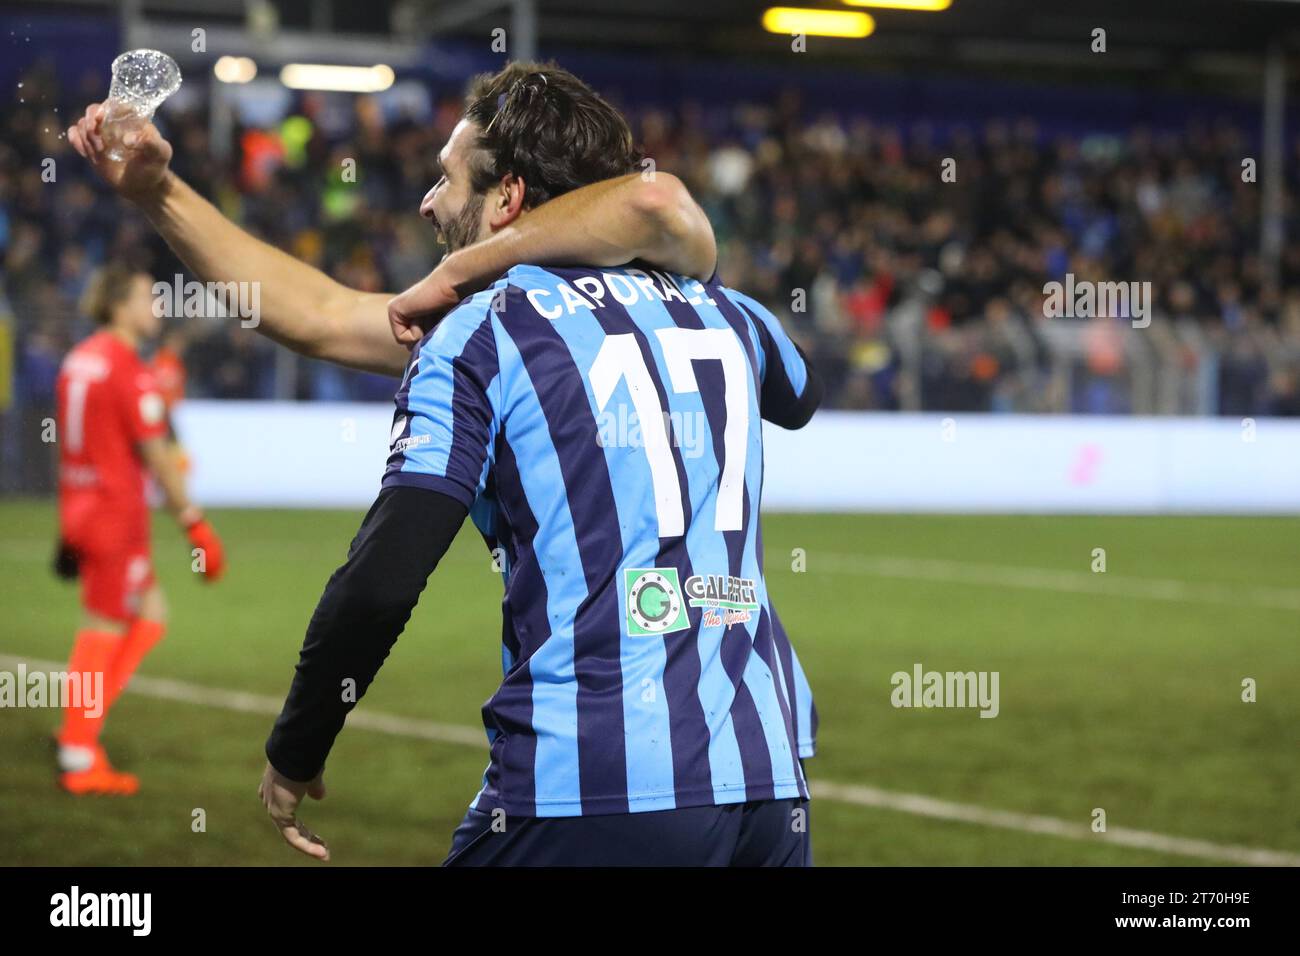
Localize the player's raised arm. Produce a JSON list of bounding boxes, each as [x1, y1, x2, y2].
[[388, 171, 717, 346], [69, 102, 718, 369], [67, 102, 406, 376]]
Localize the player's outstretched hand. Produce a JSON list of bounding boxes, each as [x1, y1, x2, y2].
[[258, 762, 330, 861], [66, 101, 174, 205], [387, 267, 462, 349], [185, 517, 226, 582]]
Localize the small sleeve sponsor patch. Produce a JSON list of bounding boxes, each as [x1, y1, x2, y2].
[[139, 391, 166, 426]]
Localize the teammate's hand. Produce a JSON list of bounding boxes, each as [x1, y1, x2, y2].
[[387, 267, 462, 349], [258, 762, 330, 861], [185, 518, 226, 582], [66, 101, 174, 205]]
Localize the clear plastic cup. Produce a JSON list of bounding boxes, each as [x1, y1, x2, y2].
[[103, 49, 182, 161]]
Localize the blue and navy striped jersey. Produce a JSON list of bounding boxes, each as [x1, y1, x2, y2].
[[383, 264, 819, 817]]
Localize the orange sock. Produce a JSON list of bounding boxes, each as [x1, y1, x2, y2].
[[106, 619, 166, 712], [56, 630, 121, 748]]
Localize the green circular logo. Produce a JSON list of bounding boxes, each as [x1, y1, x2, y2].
[[628, 570, 682, 633]]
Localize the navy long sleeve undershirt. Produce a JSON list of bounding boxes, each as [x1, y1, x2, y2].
[[265, 485, 467, 782]]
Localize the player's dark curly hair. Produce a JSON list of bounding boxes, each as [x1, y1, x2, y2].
[[462, 61, 644, 208]]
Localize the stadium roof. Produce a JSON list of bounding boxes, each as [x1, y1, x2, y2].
[[463, 0, 1300, 57], [28, 0, 1300, 83]]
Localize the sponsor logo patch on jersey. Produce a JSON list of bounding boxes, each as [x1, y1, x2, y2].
[[685, 573, 760, 628], [624, 568, 689, 636]]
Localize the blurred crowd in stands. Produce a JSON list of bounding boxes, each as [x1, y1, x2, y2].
[[4, 60, 1300, 416]]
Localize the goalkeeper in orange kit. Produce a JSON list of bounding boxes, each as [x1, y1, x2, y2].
[[52, 264, 225, 795]]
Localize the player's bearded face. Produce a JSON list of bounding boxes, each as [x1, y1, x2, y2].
[[435, 189, 486, 253], [424, 119, 493, 254]]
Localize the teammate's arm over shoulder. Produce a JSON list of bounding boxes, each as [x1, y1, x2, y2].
[[389, 172, 715, 346]]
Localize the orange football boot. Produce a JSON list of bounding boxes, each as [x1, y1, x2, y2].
[[58, 746, 139, 796]]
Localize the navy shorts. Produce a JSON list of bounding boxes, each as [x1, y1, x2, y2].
[[442, 797, 812, 867]]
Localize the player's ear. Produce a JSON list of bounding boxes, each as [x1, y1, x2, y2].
[[490, 173, 527, 230]]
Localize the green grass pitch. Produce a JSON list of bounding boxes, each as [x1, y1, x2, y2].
[[1, 501, 1296, 866]]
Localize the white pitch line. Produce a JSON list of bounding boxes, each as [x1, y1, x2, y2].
[[4, 653, 1295, 866], [809, 553, 1300, 613], [6, 658, 486, 748], [811, 781, 1300, 867]]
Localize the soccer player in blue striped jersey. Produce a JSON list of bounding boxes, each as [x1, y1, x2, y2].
[[259, 63, 822, 865], [389, 264, 821, 819]]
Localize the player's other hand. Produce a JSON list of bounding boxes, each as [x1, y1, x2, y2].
[[66, 101, 174, 205], [185, 517, 226, 582], [258, 762, 330, 861], [387, 267, 462, 349]]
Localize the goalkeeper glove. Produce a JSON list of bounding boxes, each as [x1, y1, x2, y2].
[[185, 516, 226, 582]]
